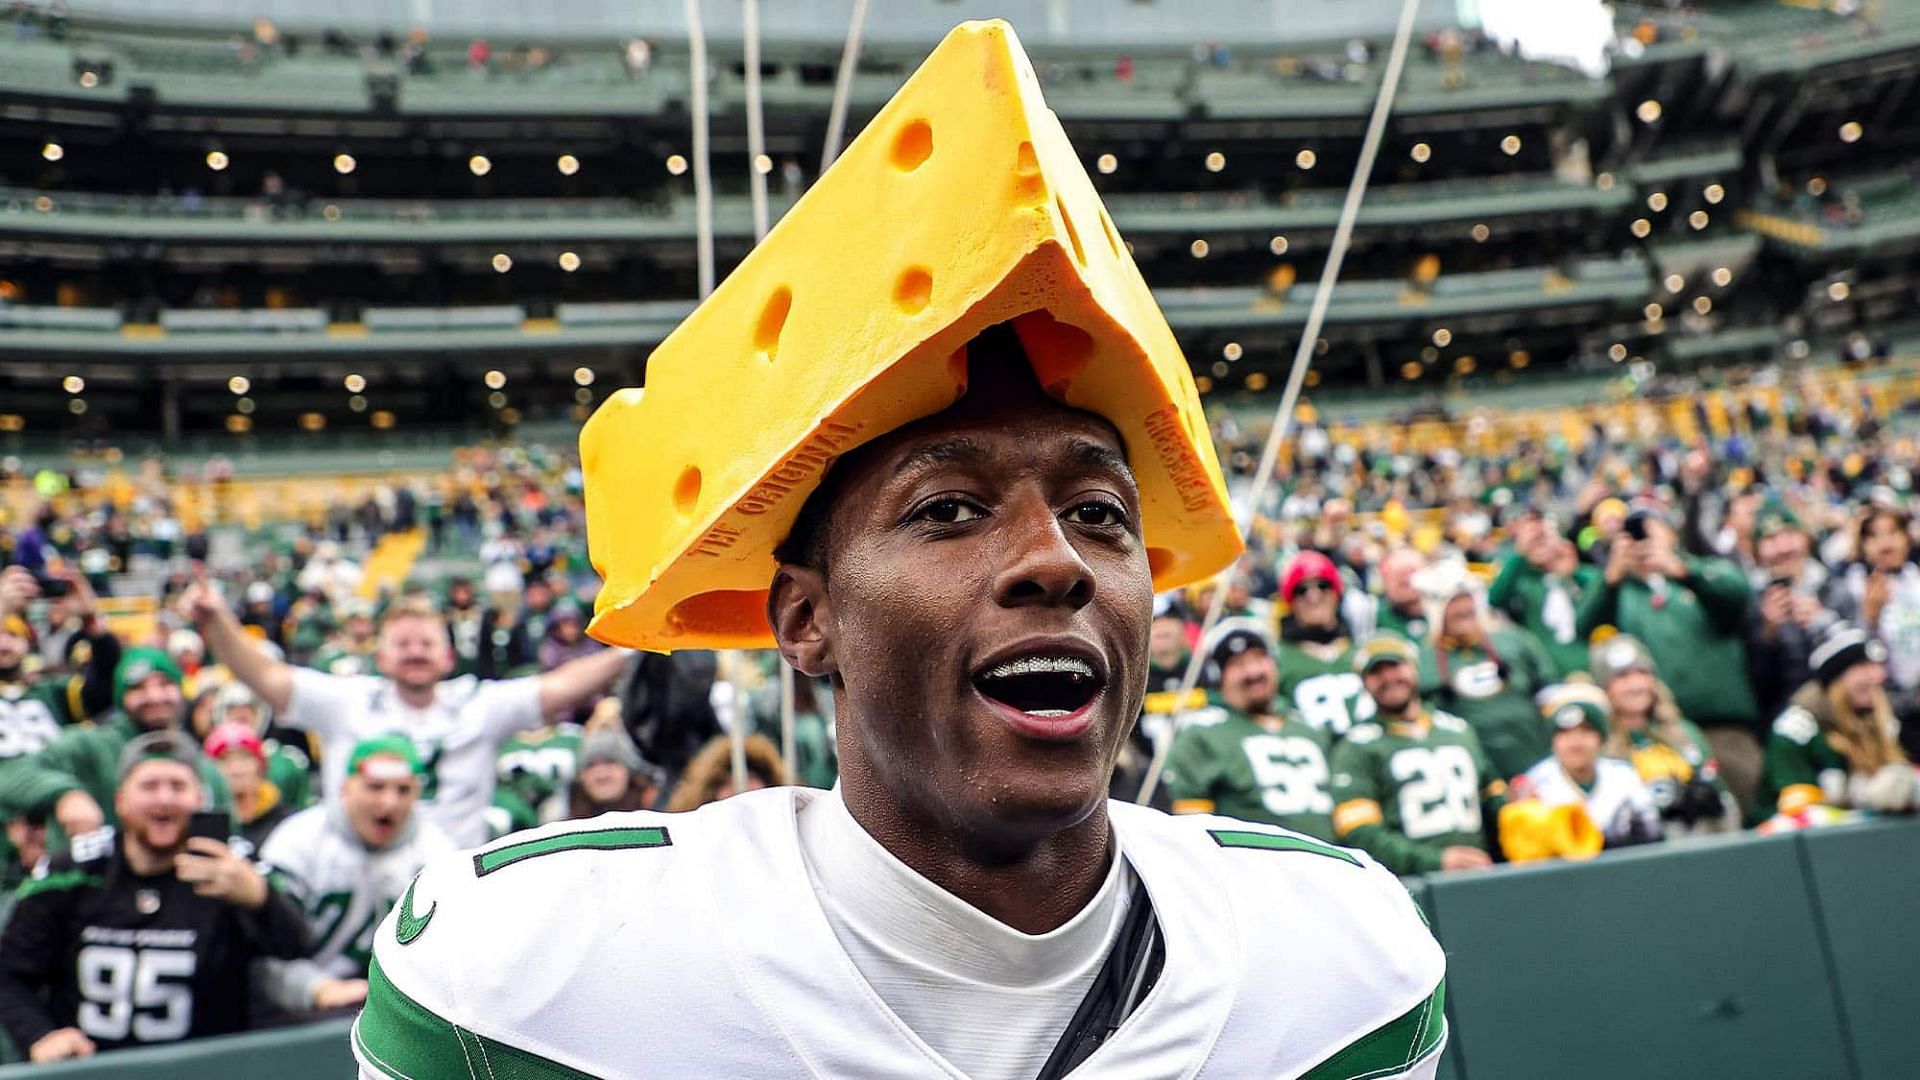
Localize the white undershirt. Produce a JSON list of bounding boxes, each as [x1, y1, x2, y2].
[[796, 788, 1132, 1080]]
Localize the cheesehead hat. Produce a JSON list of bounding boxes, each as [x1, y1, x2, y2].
[[582, 20, 1241, 651]]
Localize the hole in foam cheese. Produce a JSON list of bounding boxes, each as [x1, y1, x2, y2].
[[580, 19, 1243, 651]]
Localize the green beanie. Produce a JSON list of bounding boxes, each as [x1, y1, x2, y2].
[[114, 647, 184, 704]]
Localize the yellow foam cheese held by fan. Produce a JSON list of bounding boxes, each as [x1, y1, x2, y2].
[[581, 19, 1242, 651]]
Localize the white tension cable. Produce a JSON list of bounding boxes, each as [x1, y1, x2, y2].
[[1136, 0, 1424, 809]]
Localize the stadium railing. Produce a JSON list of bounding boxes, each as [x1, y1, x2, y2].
[[2, 819, 1911, 1078]]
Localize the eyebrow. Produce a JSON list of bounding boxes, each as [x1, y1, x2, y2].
[[1067, 439, 1135, 483], [895, 436, 989, 478]]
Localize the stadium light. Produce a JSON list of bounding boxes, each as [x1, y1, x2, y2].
[[1453, 356, 1476, 374], [1421, 346, 1439, 362], [349, 395, 368, 412], [491, 253, 513, 273], [1635, 100, 1661, 124], [1400, 362, 1421, 380], [1432, 328, 1452, 347], [1211, 361, 1229, 377], [62, 376, 84, 394], [1223, 342, 1243, 361], [41, 142, 64, 162], [573, 367, 595, 387], [206, 150, 230, 171], [557, 154, 581, 176], [333, 153, 357, 175], [300, 412, 326, 431], [574, 388, 595, 405], [1827, 281, 1851, 302], [371, 410, 396, 430], [1470, 224, 1490, 243], [1711, 266, 1733, 287], [1807, 176, 1828, 196], [1194, 375, 1212, 393], [469, 155, 492, 177], [1189, 239, 1210, 258], [1665, 274, 1684, 293], [68, 399, 87, 415], [1096, 153, 1117, 175], [754, 154, 774, 176], [1268, 235, 1289, 256], [343, 374, 366, 393], [1608, 343, 1628, 361], [484, 370, 507, 390], [1703, 183, 1724, 204], [488, 391, 508, 409], [226, 414, 250, 433], [1410, 142, 1431, 163], [77, 70, 100, 89], [666, 155, 689, 176], [1630, 218, 1651, 238], [1646, 191, 1668, 212], [1244, 372, 1269, 391], [1595, 172, 1615, 190], [1295, 149, 1317, 170], [558, 252, 582, 272], [1500, 134, 1521, 156], [1509, 350, 1531, 369], [1204, 151, 1226, 173], [1644, 302, 1663, 321], [228, 376, 250, 395], [236, 397, 255, 415], [322, 205, 342, 221], [1839, 121, 1863, 144], [1692, 296, 1712, 314], [1688, 210, 1709, 230]]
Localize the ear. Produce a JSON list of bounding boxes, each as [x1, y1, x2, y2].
[[768, 566, 837, 679]]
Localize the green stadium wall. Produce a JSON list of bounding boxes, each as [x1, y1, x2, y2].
[[2, 821, 1914, 1079]]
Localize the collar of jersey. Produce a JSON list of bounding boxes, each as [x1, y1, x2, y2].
[[797, 785, 1128, 989]]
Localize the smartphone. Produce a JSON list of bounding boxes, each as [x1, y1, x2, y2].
[[1768, 575, 1797, 593], [187, 810, 232, 844], [1623, 513, 1649, 542], [35, 575, 72, 599]]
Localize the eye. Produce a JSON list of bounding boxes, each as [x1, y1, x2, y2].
[[1064, 501, 1128, 527], [916, 498, 985, 524]]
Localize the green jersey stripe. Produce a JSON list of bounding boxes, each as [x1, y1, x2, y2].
[[356, 956, 599, 1080], [14, 870, 103, 900], [1298, 980, 1448, 1080], [1208, 829, 1362, 867], [472, 825, 672, 877]]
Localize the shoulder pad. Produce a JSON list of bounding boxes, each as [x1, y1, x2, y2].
[[1773, 706, 1820, 746], [1344, 723, 1383, 744]]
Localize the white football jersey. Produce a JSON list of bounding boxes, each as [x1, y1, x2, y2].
[[257, 803, 459, 1012], [1520, 756, 1664, 845], [282, 668, 543, 847], [353, 788, 1446, 1079]]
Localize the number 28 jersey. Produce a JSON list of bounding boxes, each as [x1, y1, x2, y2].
[[1330, 712, 1499, 860]]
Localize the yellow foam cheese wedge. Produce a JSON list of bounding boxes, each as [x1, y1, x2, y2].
[[582, 18, 1242, 651]]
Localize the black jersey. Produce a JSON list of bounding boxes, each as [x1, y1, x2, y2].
[[0, 827, 309, 1053]]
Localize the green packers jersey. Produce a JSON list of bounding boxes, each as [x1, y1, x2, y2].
[[495, 723, 585, 818], [1417, 626, 1555, 782], [1273, 640, 1373, 737], [0, 676, 77, 762], [1759, 704, 1850, 813], [1162, 705, 1336, 840], [1329, 711, 1503, 876], [310, 643, 376, 677], [265, 740, 315, 813]]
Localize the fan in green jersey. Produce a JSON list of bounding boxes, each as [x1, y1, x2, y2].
[[1759, 626, 1918, 816], [1273, 551, 1373, 737], [1163, 620, 1336, 840], [1412, 558, 1557, 783], [1331, 637, 1507, 877]]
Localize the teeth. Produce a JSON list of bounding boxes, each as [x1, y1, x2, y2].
[[980, 654, 1096, 681], [1025, 708, 1072, 717]]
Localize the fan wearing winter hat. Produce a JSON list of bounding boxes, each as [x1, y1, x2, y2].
[[1271, 551, 1372, 737], [567, 726, 665, 820], [1516, 684, 1663, 848], [1759, 625, 1919, 816], [1589, 635, 1737, 835], [1410, 558, 1558, 783]]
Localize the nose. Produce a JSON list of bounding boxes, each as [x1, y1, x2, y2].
[[992, 492, 1095, 612]]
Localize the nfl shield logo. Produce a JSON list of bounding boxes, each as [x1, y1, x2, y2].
[[135, 889, 161, 915]]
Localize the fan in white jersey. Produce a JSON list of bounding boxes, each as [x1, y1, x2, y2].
[[178, 592, 629, 848], [257, 734, 458, 1015], [1518, 685, 1664, 847], [355, 20, 1444, 1080]]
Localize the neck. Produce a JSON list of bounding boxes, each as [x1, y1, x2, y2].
[[394, 682, 436, 708], [1565, 761, 1597, 786], [122, 834, 178, 876], [231, 785, 258, 820], [837, 757, 1111, 936], [1379, 702, 1424, 726]]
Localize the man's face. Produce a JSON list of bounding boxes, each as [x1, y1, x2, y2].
[[5, 817, 46, 871], [0, 629, 26, 672], [774, 354, 1152, 853], [377, 615, 454, 691], [1288, 577, 1339, 629], [1839, 661, 1886, 713], [1552, 724, 1602, 774], [1362, 659, 1417, 714], [448, 583, 475, 610], [1147, 615, 1187, 668], [1219, 648, 1277, 715], [1757, 529, 1807, 576], [1864, 514, 1910, 572], [123, 674, 185, 732], [115, 761, 200, 856], [1442, 595, 1480, 642], [1380, 552, 1424, 607], [342, 769, 421, 848], [213, 748, 263, 799]]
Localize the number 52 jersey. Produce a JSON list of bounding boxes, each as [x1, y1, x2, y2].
[[354, 788, 1447, 1079]]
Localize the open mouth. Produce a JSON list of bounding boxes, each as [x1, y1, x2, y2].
[[972, 651, 1106, 719]]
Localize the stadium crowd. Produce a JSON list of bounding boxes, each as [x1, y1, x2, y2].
[[0, 363, 1917, 1060]]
